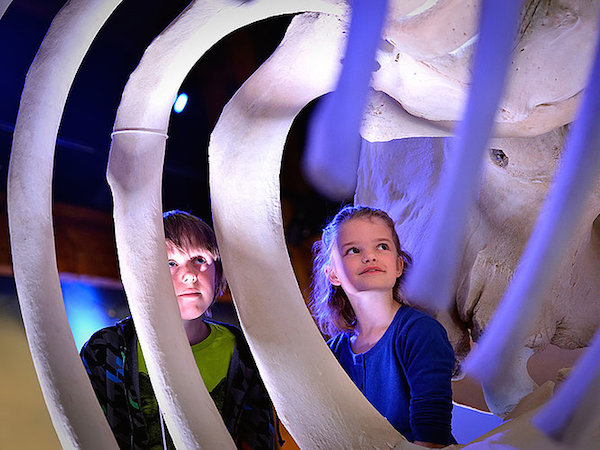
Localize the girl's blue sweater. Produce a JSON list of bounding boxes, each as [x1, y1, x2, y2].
[[329, 305, 457, 445]]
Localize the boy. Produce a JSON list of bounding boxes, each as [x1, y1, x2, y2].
[[80, 210, 274, 449]]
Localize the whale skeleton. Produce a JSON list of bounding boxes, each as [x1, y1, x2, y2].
[[5, 0, 600, 448]]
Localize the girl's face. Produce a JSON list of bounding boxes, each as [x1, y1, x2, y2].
[[327, 217, 403, 297]]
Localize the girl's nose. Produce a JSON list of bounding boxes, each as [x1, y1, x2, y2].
[[362, 252, 376, 263]]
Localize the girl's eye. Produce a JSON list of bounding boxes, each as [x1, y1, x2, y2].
[[168, 260, 177, 268], [345, 247, 359, 255], [194, 256, 207, 264], [377, 243, 390, 250]]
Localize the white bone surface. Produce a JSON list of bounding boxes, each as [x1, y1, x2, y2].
[[7, 0, 122, 447], [357, 125, 600, 410], [385, 0, 481, 58], [353, 0, 600, 419], [109, 1, 349, 448], [533, 325, 600, 446], [465, 20, 600, 416], [0, 0, 12, 20], [210, 12, 417, 449], [403, 0, 522, 312], [372, 0, 599, 136]]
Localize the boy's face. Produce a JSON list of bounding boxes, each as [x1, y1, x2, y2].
[[166, 241, 216, 321], [328, 217, 403, 297]]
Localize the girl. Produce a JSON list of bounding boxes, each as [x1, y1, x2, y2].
[[311, 205, 456, 448]]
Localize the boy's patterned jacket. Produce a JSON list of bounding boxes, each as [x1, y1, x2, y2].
[[80, 317, 274, 449]]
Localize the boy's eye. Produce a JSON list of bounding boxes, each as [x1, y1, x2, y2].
[[377, 243, 390, 250], [168, 260, 177, 268], [345, 247, 359, 255]]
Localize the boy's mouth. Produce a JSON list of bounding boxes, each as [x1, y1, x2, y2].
[[178, 291, 202, 297]]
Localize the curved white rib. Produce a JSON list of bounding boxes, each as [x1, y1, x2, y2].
[[210, 12, 412, 449], [0, 0, 12, 20], [107, 1, 344, 447], [6, 0, 122, 447]]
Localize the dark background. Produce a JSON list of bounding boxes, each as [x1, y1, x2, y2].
[[0, 0, 339, 240]]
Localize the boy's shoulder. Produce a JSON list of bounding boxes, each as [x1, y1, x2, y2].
[[81, 317, 133, 351], [203, 318, 254, 358], [204, 317, 241, 338]]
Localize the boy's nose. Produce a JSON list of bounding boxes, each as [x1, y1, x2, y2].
[[182, 271, 197, 283]]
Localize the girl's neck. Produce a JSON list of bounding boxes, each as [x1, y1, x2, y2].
[[183, 316, 211, 346], [348, 290, 400, 353]]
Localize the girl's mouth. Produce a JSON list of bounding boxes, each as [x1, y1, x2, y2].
[[360, 267, 383, 275]]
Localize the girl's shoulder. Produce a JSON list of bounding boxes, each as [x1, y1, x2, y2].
[[395, 304, 432, 323], [393, 305, 448, 337], [327, 331, 352, 353]]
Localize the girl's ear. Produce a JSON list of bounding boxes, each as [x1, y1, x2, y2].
[[396, 256, 404, 278], [326, 265, 342, 286]]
